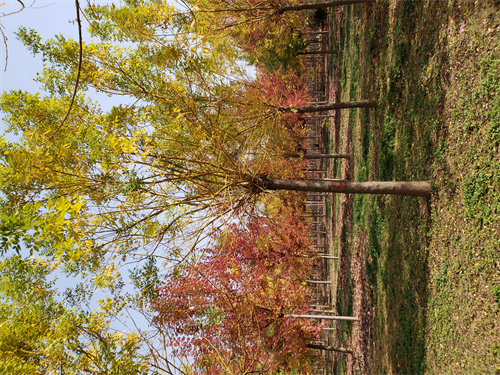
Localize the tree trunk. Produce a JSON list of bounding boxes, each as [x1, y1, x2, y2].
[[306, 344, 353, 354], [297, 50, 337, 55], [287, 153, 350, 159], [279, 99, 377, 113], [259, 178, 432, 197], [278, 0, 376, 14], [286, 314, 358, 321]]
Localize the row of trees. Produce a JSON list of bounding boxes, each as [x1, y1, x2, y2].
[[0, 0, 428, 373]]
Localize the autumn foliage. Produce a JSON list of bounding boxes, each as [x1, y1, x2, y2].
[[237, 68, 311, 179], [186, 0, 309, 71], [153, 193, 320, 374]]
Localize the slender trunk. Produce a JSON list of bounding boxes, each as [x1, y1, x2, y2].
[[297, 50, 337, 55], [306, 344, 353, 354], [286, 314, 358, 321], [279, 99, 377, 113], [287, 153, 350, 159], [319, 255, 339, 260], [306, 31, 329, 35], [278, 0, 376, 13], [259, 178, 432, 197]]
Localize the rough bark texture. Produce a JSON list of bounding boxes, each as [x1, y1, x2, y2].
[[280, 99, 377, 113], [279, 0, 376, 13], [260, 178, 432, 197]]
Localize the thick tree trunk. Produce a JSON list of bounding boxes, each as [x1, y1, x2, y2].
[[306, 344, 353, 354], [279, 0, 376, 13], [279, 99, 377, 113], [259, 178, 432, 197], [287, 152, 350, 159]]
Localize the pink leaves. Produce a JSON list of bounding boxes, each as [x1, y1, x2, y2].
[[252, 69, 310, 109]]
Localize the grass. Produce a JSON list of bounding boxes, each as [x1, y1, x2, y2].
[[331, 0, 500, 374], [426, 3, 500, 373]]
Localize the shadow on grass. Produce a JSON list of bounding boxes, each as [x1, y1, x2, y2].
[[346, 0, 449, 373]]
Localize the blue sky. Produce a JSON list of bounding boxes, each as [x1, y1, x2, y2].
[[0, 1, 82, 95]]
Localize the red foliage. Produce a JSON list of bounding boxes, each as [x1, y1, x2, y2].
[[237, 68, 312, 179], [252, 69, 309, 108], [153, 194, 320, 374], [251, 68, 311, 138]]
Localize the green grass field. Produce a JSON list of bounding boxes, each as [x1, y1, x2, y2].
[[333, 1, 500, 373]]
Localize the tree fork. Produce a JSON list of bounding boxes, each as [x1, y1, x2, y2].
[[257, 178, 432, 197]]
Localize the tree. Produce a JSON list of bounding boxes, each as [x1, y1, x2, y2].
[[152, 193, 322, 374], [0, 0, 430, 269], [246, 68, 375, 117], [278, 99, 377, 113], [287, 152, 351, 159], [0, 255, 153, 374], [258, 177, 432, 197], [189, 0, 375, 16], [0, 0, 431, 371], [184, 0, 375, 70]]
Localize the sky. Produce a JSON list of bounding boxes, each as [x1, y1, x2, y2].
[[0, 0, 83, 94]]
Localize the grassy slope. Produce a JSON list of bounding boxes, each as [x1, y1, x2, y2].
[[426, 2, 500, 373], [336, 0, 500, 374]]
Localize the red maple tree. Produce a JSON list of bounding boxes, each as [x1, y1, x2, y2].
[[153, 193, 321, 374]]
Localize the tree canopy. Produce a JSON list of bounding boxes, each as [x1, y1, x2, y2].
[[0, 0, 431, 372], [0, 0, 319, 372]]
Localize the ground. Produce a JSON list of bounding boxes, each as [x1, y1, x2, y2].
[[325, 1, 500, 374]]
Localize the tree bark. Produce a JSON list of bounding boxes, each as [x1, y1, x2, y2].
[[297, 50, 337, 55], [286, 153, 350, 159], [259, 178, 432, 197], [286, 314, 358, 321], [279, 99, 377, 113], [278, 0, 376, 14], [306, 344, 353, 354], [319, 255, 339, 260]]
